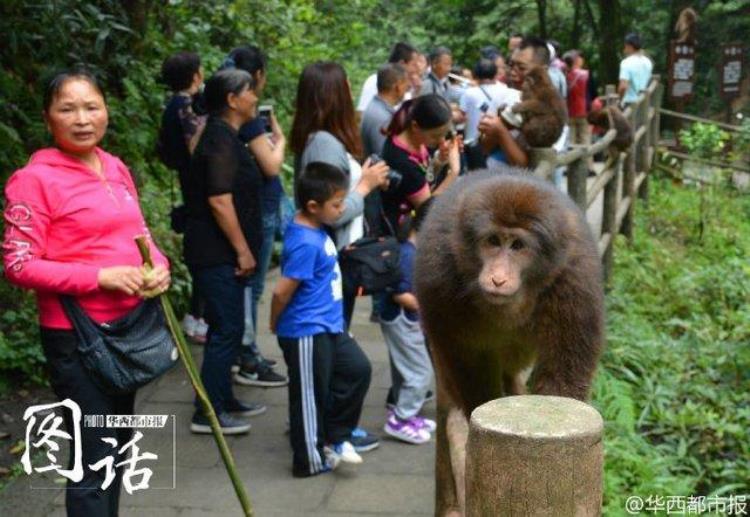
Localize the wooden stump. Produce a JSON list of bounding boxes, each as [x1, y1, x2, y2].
[[466, 395, 604, 517]]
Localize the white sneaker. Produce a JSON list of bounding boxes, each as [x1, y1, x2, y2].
[[182, 314, 197, 337], [324, 441, 362, 465]]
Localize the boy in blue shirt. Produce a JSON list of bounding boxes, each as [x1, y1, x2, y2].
[[271, 162, 373, 477]]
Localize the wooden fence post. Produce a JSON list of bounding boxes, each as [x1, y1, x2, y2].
[[466, 395, 604, 517], [568, 154, 589, 210], [601, 153, 623, 283], [528, 147, 557, 181], [620, 99, 638, 241], [642, 76, 664, 204]]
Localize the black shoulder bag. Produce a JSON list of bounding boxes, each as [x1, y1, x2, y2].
[[60, 296, 179, 395], [339, 236, 401, 296]]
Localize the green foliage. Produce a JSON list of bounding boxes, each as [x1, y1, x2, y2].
[[678, 123, 731, 161], [596, 176, 750, 512]]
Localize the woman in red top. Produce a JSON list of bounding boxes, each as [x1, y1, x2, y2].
[[3, 69, 169, 516]]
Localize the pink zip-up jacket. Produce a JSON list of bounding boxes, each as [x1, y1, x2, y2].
[[3, 147, 169, 330]]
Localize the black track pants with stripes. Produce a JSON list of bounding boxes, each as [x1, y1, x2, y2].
[[278, 332, 372, 476]]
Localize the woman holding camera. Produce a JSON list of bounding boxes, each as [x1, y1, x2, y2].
[[3, 69, 170, 516], [380, 93, 460, 234], [289, 61, 389, 326]]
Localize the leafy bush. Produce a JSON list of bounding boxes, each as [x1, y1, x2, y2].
[[597, 176, 750, 512], [679, 123, 730, 161]]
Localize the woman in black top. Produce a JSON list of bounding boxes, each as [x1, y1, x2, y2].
[[380, 94, 460, 234], [183, 69, 266, 434]]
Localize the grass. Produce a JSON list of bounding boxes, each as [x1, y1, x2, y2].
[[595, 175, 750, 514]]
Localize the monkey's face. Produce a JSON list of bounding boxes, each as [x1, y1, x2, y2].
[[475, 229, 534, 304]]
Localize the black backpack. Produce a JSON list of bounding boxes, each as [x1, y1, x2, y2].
[[339, 237, 401, 296]]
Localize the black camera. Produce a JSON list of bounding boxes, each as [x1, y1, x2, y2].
[[368, 153, 402, 189]]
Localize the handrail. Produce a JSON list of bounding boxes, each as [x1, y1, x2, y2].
[[532, 75, 664, 282], [658, 108, 743, 132]]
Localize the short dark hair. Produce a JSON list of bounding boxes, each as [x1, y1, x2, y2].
[[43, 68, 105, 112], [386, 94, 452, 136], [480, 45, 501, 60], [377, 63, 407, 92], [519, 36, 550, 65], [429, 46, 452, 64], [203, 69, 255, 116], [624, 32, 642, 50], [224, 45, 267, 76], [388, 42, 417, 64], [296, 162, 350, 209], [161, 51, 201, 91], [473, 58, 498, 80], [562, 50, 579, 69]]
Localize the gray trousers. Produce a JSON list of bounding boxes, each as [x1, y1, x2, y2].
[[380, 313, 434, 419]]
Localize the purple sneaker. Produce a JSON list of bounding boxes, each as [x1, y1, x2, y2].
[[413, 415, 436, 433], [383, 413, 431, 444]]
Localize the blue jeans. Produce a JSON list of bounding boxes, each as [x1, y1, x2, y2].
[[190, 263, 245, 414], [240, 208, 280, 363]]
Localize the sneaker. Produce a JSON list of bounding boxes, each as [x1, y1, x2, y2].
[[225, 399, 267, 417], [350, 427, 380, 452], [324, 441, 362, 465], [190, 411, 251, 435], [181, 314, 197, 337], [294, 455, 339, 478], [413, 415, 437, 433], [232, 356, 277, 373], [235, 364, 288, 387], [384, 413, 431, 445]]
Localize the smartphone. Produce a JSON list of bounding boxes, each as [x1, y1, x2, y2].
[[258, 104, 273, 134]]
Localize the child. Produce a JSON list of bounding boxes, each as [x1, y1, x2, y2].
[[271, 162, 373, 477], [379, 200, 436, 444]]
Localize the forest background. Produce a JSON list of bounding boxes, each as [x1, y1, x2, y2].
[[0, 0, 749, 509]]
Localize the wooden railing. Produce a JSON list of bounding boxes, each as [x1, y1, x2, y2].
[[531, 75, 664, 282]]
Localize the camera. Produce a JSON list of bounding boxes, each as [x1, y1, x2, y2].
[[368, 153, 402, 189], [257, 104, 273, 134]]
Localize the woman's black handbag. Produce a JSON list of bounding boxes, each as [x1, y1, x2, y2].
[[60, 296, 179, 395], [339, 237, 401, 296]]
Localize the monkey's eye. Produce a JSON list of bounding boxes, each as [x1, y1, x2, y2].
[[487, 235, 502, 247], [510, 239, 525, 251]]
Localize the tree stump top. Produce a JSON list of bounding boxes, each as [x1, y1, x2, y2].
[[470, 395, 603, 443]]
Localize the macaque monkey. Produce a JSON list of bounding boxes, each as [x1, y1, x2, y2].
[[511, 65, 568, 147], [415, 169, 604, 516], [587, 105, 633, 159], [675, 7, 698, 44]]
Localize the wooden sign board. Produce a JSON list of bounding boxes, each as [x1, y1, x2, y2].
[[668, 41, 695, 101], [720, 43, 744, 100]]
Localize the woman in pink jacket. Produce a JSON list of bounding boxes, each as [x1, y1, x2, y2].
[[3, 69, 170, 516]]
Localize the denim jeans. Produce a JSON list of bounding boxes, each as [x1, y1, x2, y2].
[[190, 263, 244, 414], [240, 207, 280, 363]]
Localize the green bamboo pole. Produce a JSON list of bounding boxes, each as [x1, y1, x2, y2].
[[135, 236, 253, 517]]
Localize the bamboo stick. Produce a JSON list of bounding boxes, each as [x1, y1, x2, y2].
[[135, 236, 253, 517]]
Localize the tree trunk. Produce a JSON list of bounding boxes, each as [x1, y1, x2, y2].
[[536, 0, 548, 39], [596, 0, 624, 85], [572, 0, 582, 49]]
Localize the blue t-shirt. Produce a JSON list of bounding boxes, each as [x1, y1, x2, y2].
[[380, 241, 419, 323], [276, 221, 344, 338], [619, 54, 653, 104], [238, 117, 284, 215]]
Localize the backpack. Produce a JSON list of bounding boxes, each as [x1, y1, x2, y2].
[[339, 237, 401, 296]]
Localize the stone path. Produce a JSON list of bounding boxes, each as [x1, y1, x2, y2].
[[1, 274, 436, 516]]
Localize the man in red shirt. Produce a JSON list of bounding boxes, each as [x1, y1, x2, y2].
[[564, 50, 591, 146]]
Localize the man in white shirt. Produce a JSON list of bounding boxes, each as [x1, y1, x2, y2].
[[618, 33, 653, 106], [357, 42, 419, 115]]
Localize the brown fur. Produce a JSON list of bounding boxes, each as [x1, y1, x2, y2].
[[511, 65, 568, 147], [588, 105, 634, 156], [415, 169, 605, 516]]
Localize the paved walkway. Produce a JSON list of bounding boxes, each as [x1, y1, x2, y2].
[[1, 273, 436, 517]]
